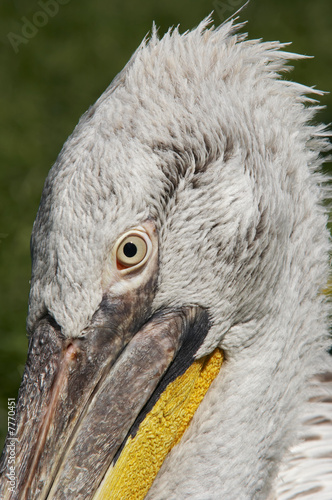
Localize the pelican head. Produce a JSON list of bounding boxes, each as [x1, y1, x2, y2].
[[0, 17, 330, 500]]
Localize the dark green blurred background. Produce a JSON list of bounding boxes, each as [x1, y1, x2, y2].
[[0, 0, 331, 447]]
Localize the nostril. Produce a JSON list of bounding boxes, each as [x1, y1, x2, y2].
[[64, 342, 79, 362]]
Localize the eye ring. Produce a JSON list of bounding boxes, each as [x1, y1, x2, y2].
[[115, 229, 152, 271]]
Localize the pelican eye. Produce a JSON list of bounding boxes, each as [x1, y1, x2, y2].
[[115, 230, 151, 270]]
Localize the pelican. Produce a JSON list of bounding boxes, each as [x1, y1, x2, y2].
[[0, 17, 331, 500]]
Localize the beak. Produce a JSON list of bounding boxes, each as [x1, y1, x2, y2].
[[0, 299, 221, 500]]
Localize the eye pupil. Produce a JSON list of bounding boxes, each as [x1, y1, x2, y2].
[[123, 242, 137, 258]]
